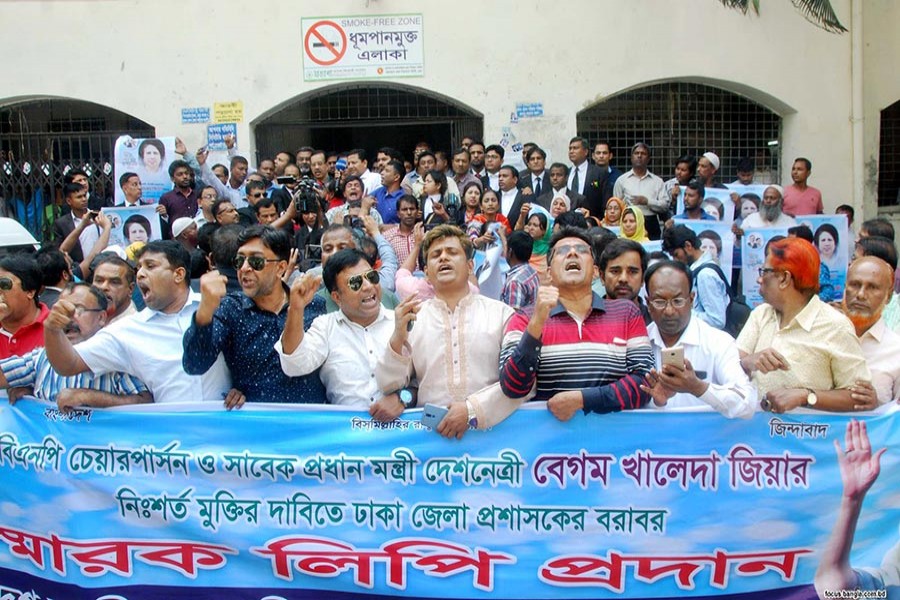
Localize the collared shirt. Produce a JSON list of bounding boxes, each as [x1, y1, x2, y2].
[[400, 171, 424, 197], [182, 290, 327, 404], [71, 213, 102, 259], [159, 187, 200, 222], [647, 316, 757, 418], [486, 171, 500, 192], [276, 307, 394, 408], [377, 293, 514, 407], [200, 161, 247, 209], [75, 292, 231, 403], [499, 295, 653, 412], [859, 318, 900, 403], [108, 302, 138, 326], [501, 263, 540, 312], [371, 186, 405, 224], [691, 252, 729, 330], [500, 188, 518, 217], [453, 172, 483, 194], [0, 304, 49, 360], [568, 161, 589, 195], [383, 226, 417, 265], [613, 169, 669, 215], [359, 169, 383, 196], [736, 295, 871, 397], [1, 347, 147, 403]]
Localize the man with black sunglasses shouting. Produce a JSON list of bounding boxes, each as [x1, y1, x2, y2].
[[183, 225, 327, 406], [277, 247, 399, 413]]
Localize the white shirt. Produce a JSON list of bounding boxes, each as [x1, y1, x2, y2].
[[71, 214, 101, 259], [377, 293, 514, 407], [276, 307, 394, 409], [487, 172, 500, 192], [75, 292, 231, 403], [647, 315, 757, 418], [500, 188, 518, 217], [741, 212, 797, 229], [859, 318, 900, 403], [359, 169, 383, 196], [612, 169, 669, 215], [568, 161, 588, 195]]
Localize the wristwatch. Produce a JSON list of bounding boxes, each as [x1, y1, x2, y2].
[[805, 388, 818, 407], [465, 400, 478, 429], [398, 389, 414, 409]]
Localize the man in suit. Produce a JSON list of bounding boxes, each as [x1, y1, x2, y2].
[[468, 141, 487, 180], [118, 173, 155, 208], [519, 147, 550, 198], [52, 183, 101, 264], [482, 145, 505, 192], [498, 165, 533, 225], [567, 137, 605, 219], [538, 163, 585, 211], [592, 141, 622, 209]]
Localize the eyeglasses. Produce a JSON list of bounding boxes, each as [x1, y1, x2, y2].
[[72, 304, 105, 317], [649, 297, 690, 310], [233, 255, 280, 271], [0, 277, 13, 291], [347, 269, 380, 291], [249, 192, 265, 199], [553, 243, 592, 256], [758, 267, 780, 278]]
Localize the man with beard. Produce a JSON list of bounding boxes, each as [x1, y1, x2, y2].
[[383, 195, 419, 264], [44, 241, 233, 405], [736, 237, 872, 413], [738, 185, 797, 230], [1, 283, 150, 409], [183, 226, 326, 405], [842, 256, 900, 403], [599, 239, 651, 324], [370, 160, 406, 224], [640, 261, 756, 418], [673, 180, 716, 222], [89, 255, 137, 324], [159, 160, 200, 225], [468, 142, 486, 179]]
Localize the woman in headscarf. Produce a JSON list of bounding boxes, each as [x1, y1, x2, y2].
[[601, 196, 626, 228], [619, 206, 649, 242]]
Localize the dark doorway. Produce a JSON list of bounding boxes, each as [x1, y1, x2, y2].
[[255, 83, 482, 165]]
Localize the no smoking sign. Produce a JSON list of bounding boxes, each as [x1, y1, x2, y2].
[[303, 20, 347, 66]]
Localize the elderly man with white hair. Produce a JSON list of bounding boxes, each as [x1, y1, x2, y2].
[[738, 185, 797, 230]]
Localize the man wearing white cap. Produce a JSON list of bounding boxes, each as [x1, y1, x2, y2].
[[171, 217, 199, 251], [697, 152, 728, 190], [738, 185, 797, 229]]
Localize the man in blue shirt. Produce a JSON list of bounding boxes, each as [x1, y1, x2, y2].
[[182, 225, 327, 406], [663, 225, 729, 331], [674, 180, 717, 222], [370, 160, 406, 224]]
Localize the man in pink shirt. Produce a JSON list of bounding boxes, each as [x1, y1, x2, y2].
[[782, 157, 823, 216]]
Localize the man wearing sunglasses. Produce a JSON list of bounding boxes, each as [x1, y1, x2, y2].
[[183, 225, 326, 406], [45, 241, 232, 406], [1, 283, 150, 410], [640, 260, 756, 418], [0, 254, 49, 360], [500, 227, 654, 421], [277, 248, 398, 413]]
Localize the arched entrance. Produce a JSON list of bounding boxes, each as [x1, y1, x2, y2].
[[577, 81, 783, 183], [255, 83, 483, 163], [878, 98, 900, 207], [0, 98, 154, 239]]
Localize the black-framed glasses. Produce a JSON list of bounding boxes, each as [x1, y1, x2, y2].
[[758, 267, 780, 278], [347, 269, 380, 291], [72, 304, 105, 317], [0, 277, 13, 291], [649, 297, 690, 310], [233, 255, 280, 271]]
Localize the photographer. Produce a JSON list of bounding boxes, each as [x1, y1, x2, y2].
[[324, 175, 384, 227]]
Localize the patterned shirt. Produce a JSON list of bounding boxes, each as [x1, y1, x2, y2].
[[736, 295, 870, 397], [182, 290, 327, 404], [383, 226, 417, 265], [1, 348, 148, 403], [501, 263, 540, 313], [499, 295, 653, 412]]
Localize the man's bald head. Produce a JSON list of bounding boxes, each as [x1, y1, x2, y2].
[[843, 256, 894, 335]]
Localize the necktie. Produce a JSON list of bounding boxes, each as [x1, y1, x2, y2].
[[534, 176, 542, 197], [571, 168, 580, 194]]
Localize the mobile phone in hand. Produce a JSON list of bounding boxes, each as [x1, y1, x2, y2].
[[420, 403, 449, 429]]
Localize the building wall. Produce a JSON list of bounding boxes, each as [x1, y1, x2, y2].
[[2, 0, 877, 214]]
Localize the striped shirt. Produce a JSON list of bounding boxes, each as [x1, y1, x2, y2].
[[499, 295, 653, 412], [1, 348, 148, 403]]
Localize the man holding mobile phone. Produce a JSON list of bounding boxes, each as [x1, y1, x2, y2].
[[641, 260, 756, 418]]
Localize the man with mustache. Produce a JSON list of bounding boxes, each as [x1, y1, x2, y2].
[[599, 239, 651, 324], [738, 185, 797, 230], [842, 256, 900, 403], [0, 283, 150, 411]]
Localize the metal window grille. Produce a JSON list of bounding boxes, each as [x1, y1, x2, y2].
[[0, 99, 154, 241], [256, 84, 483, 161], [577, 82, 782, 183], [877, 99, 900, 208]]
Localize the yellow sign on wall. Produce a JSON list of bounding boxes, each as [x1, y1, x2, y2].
[[213, 101, 244, 123]]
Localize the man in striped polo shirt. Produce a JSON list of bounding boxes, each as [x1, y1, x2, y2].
[[499, 226, 654, 420]]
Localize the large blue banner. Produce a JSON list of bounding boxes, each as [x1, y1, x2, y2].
[[0, 400, 897, 599]]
